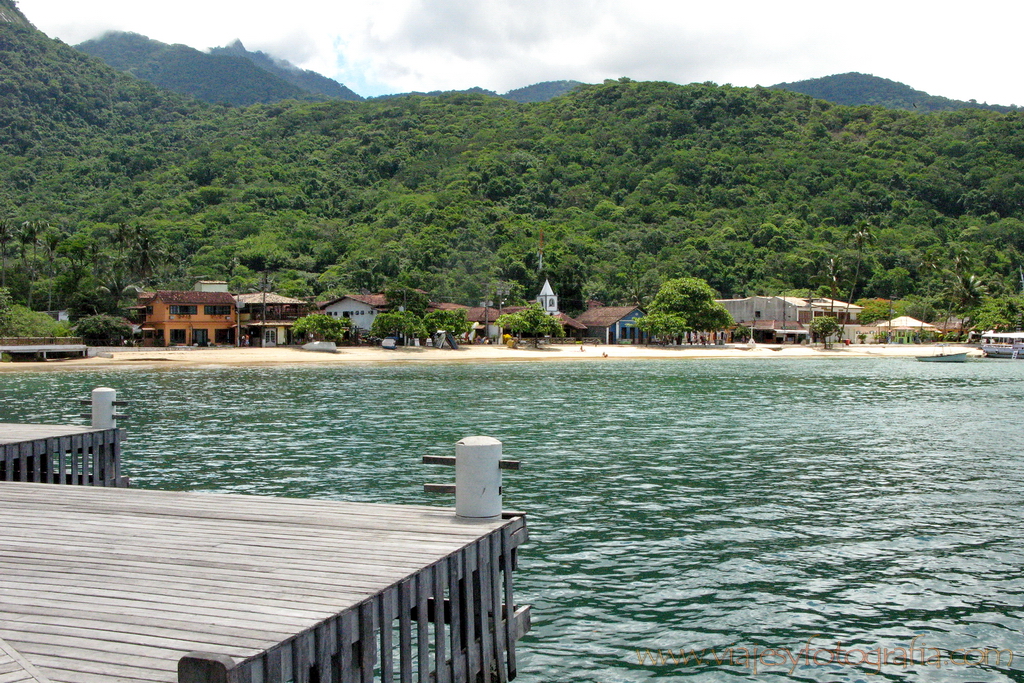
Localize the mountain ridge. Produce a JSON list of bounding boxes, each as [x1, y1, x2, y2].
[[771, 72, 1018, 113]]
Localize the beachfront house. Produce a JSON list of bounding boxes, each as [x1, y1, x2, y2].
[[575, 303, 647, 344], [718, 295, 863, 342], [320, 294, 388, 334], [860, 316, 938, 344], [135, 282, 237, 346], [235, 292, 310, 347]]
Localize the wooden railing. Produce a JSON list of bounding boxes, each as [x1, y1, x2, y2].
[[0, 337, 84, 346], [0, 428, 124, 487], [180, 517, 530, 683]]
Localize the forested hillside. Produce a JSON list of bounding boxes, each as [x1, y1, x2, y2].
[[210, 40, 362, 102], [2, 17, 1023, 331], [772, 73, 1019, 114], [76, 31, 342, 106]]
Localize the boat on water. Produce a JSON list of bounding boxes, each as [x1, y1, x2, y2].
[[916, 344, 968, 362], [980, 331, 1024, 359], [917, 351, 968, 363]]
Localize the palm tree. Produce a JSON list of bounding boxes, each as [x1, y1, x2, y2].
[[950, 273, 987, 335], [129, 226, 164, 285], [845, 220, 874, 305], [18, 220, 43, 308], [0, 219, 13, 289], [40, 228, 64, 312], [97, 266, 141, 316]]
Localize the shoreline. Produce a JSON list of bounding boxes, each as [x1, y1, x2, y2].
[[0, 343, 985, 373]]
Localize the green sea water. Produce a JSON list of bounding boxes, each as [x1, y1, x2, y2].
[[2, 357, 1023, 682]]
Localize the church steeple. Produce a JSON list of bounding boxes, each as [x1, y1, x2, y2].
[[537, 279, 558, 314]]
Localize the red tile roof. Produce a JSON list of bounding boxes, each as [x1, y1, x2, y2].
[[141, 290, 237, 306], [319, 293, 388, 309], [554, 312, 587, 330], [464, 306, 502, 323]]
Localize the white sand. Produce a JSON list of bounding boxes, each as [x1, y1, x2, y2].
[[0, 342, 983, 373]]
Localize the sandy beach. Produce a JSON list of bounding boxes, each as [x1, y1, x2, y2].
[[0, 342, 983, 372]]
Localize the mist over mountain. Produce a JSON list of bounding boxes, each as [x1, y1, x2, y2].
[[76, 31, 361, 106], [772, 72, 1019, 113], [209, 40, 361, 101]]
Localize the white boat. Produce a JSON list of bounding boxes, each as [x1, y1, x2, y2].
[[916, 351, 968, 363], [916, 344, 968, 362], [980, 331, 1024, 359]]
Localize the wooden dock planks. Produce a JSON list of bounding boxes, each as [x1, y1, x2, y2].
[[0, 482, 529, 683]]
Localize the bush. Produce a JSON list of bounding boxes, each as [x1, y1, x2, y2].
[[74, 314, 133, 344]]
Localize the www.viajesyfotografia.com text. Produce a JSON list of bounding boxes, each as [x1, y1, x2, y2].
[[635, 636, 1015, 675]]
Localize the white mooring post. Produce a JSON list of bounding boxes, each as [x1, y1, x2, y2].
[[90, 387, 117, 429], [455, 436, 503, 519], [423, 436, 520, 519]]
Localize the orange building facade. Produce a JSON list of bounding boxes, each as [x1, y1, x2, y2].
[[136, 290, 238, 346]]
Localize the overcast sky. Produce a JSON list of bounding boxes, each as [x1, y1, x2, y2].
[[16, 0, 1024, 105]]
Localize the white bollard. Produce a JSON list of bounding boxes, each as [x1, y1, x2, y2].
[[455, 436, 502, 519], [91, 387, 117, 430]]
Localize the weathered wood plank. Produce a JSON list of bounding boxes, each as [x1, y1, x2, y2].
[[0, 483, 526, 683], [0, 636, 51, 683], [501, 526, 517, 681], [478, 536, 494, 683], [415, 567, 431, 683], [397, 579, 412, 683]]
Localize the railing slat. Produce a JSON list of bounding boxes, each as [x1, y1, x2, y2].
[[463, 544, 479, 680], [477, 537, 493, 683], [380, 588, 395, 683], [433, 561, 450, 683], [398, 578, 413, 683], [358, 600, 377, 683], [491, 531, 508, 683], [416, 566, 431, 683], [501, 526, 517, 680], [448, 553, 465, 682]]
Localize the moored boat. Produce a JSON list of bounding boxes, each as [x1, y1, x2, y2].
[[916, 351, 968, 363], [980, 331, 1024, 359]]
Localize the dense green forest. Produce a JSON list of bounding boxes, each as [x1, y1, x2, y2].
[[2, 13, 1024, 331]]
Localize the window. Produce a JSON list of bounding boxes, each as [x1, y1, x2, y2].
[[169, 329, 187, 344], [204, 305, 232, 316], [169, 305, 197, 315]]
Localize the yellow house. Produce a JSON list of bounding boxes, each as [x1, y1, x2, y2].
[[137, 284, 238, 346]]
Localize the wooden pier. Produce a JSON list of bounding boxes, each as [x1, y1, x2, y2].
[[0, 481, 530, 683], [0, 337, 87, 359], [1, 424, 125, 487]]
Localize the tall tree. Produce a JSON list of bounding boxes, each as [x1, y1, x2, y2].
[[846, 221, 874, 305], [0, 219, 13, 289], [40, 227, 63, 312], [18, 220, 42, 308], [648, 277, 732, 332]]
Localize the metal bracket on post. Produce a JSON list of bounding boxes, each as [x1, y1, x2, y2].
[[423, 437, 520, 519]]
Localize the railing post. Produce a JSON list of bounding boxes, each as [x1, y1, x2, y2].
[[455, 436, 502, 519], [91, 387, 117, 430], [178, 653, 235, 683]]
